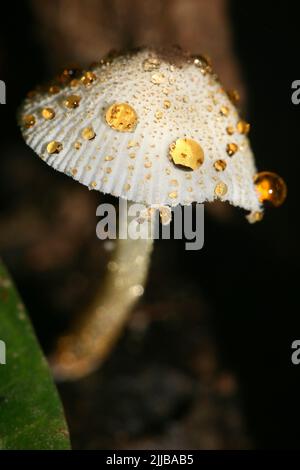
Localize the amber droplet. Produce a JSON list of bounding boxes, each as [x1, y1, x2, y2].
[[214, 182, 228, 197], [169, 138, 204, 171], [23, 114, 36, 128], [192, 55, 212, 74], [82, 127, 96, 140], [237, 120, 250, 135], [168, 191, 178, 199], [214, 159, 227, 172], [81, 71, 97, 86], [47, 141, 63, 154], [155, 111, 163, 120], [64, 94, 81, 109], [220, 106, 229, 116], [226, 143, 238, 156], [254, 171, 287, 207], [227, 89, 240, 104], [226, 126, 235, 135], [163, 100, 171, 109], [105, 103, 138, 132], [42, 107, 55, 120]]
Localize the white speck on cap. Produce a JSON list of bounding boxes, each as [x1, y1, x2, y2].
[[19, 47, 261, 212]]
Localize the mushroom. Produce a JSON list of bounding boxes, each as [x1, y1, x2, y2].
[[19, 47, 286, 380]]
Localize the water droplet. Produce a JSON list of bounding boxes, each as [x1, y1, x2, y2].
[[41, 107, 55, 120], [81, 71, 97, 86], [192, 55, 212, 74], [214, 159, 227, 172], [169, 138, 204, 170], [214, 182, 228, 197], [82, 127, 96, 140], [220, 106, 229, 116], [105, 103, 138, 132], [237, 120, 250, 135], [227, 89, 240, 104], [226, 126, 235, 135], [254, 171, 287, 207], [47, 141, 63, 154], [64, 94, 81, 109], [226, 143, 238, 156], [23, 114, 36, 128]]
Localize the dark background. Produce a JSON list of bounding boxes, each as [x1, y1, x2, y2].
[[0, 0, 298, 449]]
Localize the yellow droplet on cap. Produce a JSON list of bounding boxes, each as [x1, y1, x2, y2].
[[64, 94, 81, 109], [169, 138, 204, 171], [47, 141, 63, 154], [42, 107, 55, 120], [237, 120, 250, 135], [214, 182, 228, 197], [227, 89, 240, 104], [254, 171, 287, 207], [80, 71, 97, 86], [220, 106, 229, 116], [226, 142, 238, 156], [23, 114, 36, 128], [105, 103, 138, 132], [82, 127, 96, 140], [213, 159, 227, 172]]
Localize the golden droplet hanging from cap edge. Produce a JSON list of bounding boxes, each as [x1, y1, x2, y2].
[[254, 171, 287, 207]]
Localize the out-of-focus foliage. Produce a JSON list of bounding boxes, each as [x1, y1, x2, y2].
[[0, 260, 70, 450]]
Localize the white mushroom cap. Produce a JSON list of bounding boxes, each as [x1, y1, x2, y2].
[[19, 47, 261, 213]]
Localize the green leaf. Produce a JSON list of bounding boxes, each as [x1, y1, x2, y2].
[[0, 260, 70, 449]]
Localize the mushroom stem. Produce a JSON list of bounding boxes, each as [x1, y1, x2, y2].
[[50, 201, 154, 381]]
